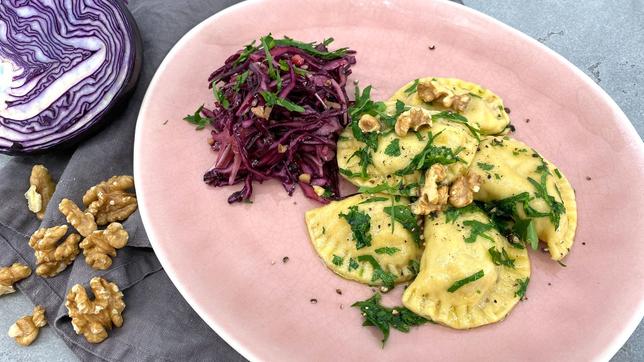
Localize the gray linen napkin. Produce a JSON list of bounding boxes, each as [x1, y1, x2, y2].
[[0, 0, 245, 361]]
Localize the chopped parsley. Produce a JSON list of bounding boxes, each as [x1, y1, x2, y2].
[[431, 111, 481, 142], [272, 36, 349, 60], [444, 204, 480, 223], [383, 205, 422, 246], [463, 220, 495, 243], [278, 59, 309, 77], [384, 139, 401, 156], [514, 277, 529, 299], [395, 131, 463, 176], [212, 84, 230, 109], [339, 168, 364, 179], [403, 79, 420, 95], [408, 259, 420, 275], [339, 206, 372, 249], [232, 40, 258, 66], [332, 255, 343, 266], [512, 217, 538, 249], [357, 255, 396, 289], [348, 146, 373, 178], [233, 70, 250, 92], [488, 247, 516, 268], [375, 247, 401, 255], [359, 196, 390, 205], [477, 162, 495, 171], [527, 172, 566, 229], [358, 182, 417, 196], [260, 91, 305, 113], [349, 85, 384, 150], [183, 105, 211, 130], [554, 168, 563, 179], [348, 258, 359, 271], [352, 293, 430, 347], [447, 270, 485, 292], [260, 34, 281, 90]]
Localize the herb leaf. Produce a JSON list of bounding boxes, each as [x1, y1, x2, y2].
[[232, 40, 258, 66], [358, 182, 418, 196], [260, 91, 305, 113], [404, 79, 420, 95], [332, 255, 343, 266], [513, 217, 538, 250], [339, 206, 372, 249], [375, 247, 401, 255], [447, 270, 485, 293], [273, 36, 349, 59], [384, 139, 401, 156], [349, 146, 373, 178], [357, 255, 396, 289], [359, 197, 390, 205], [477, 162, 494, 171], [212, 84, 230, 109], [233, 70, 250, 92], [463, 220, 496, 243], [260, 34, 281, 90], [488, 247, 516, 268], [383, 205, 421, 246], [515, 277, 529, 299], [348, 258, 359, 271], [431, 111, 481, 141], [352, 293, 430, 347], [395, 131, 463, 176], [444, 204, 480, 224], [183, 105, 210, 130]]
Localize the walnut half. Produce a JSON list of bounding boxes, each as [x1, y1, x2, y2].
[[59, 198, 97, 237], [394, 108, 433, 137], [83, 176, 138, 226], [65, 277, 125, 344], [28, 225, 81, 278], [25, 165, 56, 220], [411, 164, 449, 215], [417, 80, 471, 112], [80, 223, 129, 270], [358, 114, 381, 133], [0, 263, 32, 296], [448, 173, 482, 208], [8, 305, 47, 346]]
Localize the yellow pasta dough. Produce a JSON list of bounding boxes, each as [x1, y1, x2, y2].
[[389, 77, 510, 135], [469, 136, 577, 260], [337, 104, 479, 195], [305, 193, 422, 287], [402, 207, 530, 329]]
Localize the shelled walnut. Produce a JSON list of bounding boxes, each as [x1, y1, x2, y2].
[[394, 108, 432, 137], [411, 164, 449, 215], [8, 305, 47, 346], [59, 198, 97, 237], [0, 263, 31, 296], [65, 277, 125, 344], [80, 223, 129, 270], [448, 174, 482, 208], [82, 175, 137, 226], [417, 80, 471, 112], [25, 165, 56, 220], [28, 225, 81, 277]]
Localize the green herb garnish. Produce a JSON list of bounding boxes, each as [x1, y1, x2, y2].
[[488, 247, 516, 268], [447, 270, 485, 292], [403, 79, 420, 95], [339, 206, 372, 249], [554, 168, 563, 179], [384, 139, 401, 156], [514, 277, 529, 299], [375, 247, 401, 255], [212, 84, 230, 109], [383, 205, 422, 246], [273, 36, 348, 59], [359, 197, 390, 205], [348, 146, 373, 178], [357, 255, 396, 289], [395, 131, 463, 176], [512, 217, 538, 250], [431, 111, 481, 141], [233, 70, 250, 92], [348, 258, 359, 271], [260, 91, 305, 113], [232, 40, 258, 66], [408, 259, 420, 275], [332, 255, 343, 266], [352, 293, 430, 347], [477, 162, 495, 171], [444, 204, 480, 223], [183, 105, 210, 130], [463, 220, 495, 243], [260, 34, 281, 90]]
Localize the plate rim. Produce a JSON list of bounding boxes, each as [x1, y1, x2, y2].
[[133, 0, 644, 360]]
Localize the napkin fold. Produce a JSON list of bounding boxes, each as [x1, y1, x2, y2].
[[0, 0, 245, 360]]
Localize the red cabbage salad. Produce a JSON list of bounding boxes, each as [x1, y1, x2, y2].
[[184, 34, 357, 204]]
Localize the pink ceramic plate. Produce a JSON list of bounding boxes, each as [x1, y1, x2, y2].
[[134, 0, 644, 360]]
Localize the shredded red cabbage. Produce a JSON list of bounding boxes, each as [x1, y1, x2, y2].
[[194, 35, 356, 204]]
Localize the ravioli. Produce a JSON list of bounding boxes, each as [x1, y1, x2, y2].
[[389, 77, 510, 135], [469, 136, 577, 260], [337, 104, 479, 196], [402, 208, 530, 329], [305, 193, 422, 287]]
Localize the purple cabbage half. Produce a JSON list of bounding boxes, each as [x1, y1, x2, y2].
[[198, 35, 356, 204], [0, 0, 142, 154]]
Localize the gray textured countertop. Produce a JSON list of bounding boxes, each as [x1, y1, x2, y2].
[[1, 0, 642, 360]]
